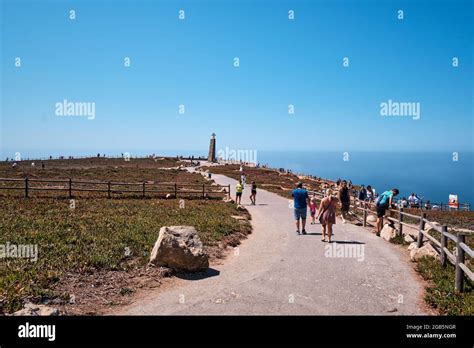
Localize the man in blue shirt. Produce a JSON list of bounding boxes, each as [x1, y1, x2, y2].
[[292, 182, 311, 235], [376, 188, 399, 236]]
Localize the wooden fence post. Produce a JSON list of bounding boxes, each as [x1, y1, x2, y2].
[[69, 178, 72, 199], [25, 178, 29, 198], [417, 213, 426, 248], [455, 234, 465, 292], [142, 182, 146, 197], [398, 207, 404, 236], [363, 208, 367, 227], [107, 181, 111, 199], [174, 183, 177, 198], [228, 184, 231, 199], [440, 225, 448, 267], [202, 184, 205, 198]]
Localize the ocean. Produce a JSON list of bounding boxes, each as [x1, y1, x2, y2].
[[2, 149, 473, 208], [257, 151, 474, 208]]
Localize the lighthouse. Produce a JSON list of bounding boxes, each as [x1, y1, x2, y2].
[[207, 133, 217, 162]]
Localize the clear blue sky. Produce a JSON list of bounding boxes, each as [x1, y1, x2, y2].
[[1, 0, 472, 156]]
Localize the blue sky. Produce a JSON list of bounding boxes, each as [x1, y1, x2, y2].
[[1, 0, 473, 157]]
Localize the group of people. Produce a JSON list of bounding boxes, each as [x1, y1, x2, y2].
[[235, 173, 401, 240], [235, 173, 257, 206], [292, 180, 400, 241]]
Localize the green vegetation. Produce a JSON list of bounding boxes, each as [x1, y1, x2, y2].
[[0, 158, 251, 313], [202, 164, 325, 199], [0, 197, 250, 313], [416, 256, 473, 315], [389, 234, 410, 246]]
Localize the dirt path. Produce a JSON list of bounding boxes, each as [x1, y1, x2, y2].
[[115, 169, 427, 315]]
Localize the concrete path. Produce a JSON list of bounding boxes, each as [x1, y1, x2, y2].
[[116, 170, 427, 315]]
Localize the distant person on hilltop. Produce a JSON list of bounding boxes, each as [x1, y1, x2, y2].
[[316, 189, 339, 243], [338, 180, 351, 223], [235, 180, 244, 205], [292, 182, 310, 235], [375, 188, 399, 236]]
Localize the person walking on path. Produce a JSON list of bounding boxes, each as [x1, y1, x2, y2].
[[375, 188, 399, 236], [292, 182, 310, 235], [235, 180, 244, 205], [241, 173, 247, 188], [316, 189, 339, 242], [250, 181, 257, 205], [309, 192, 318, 224], [338, 180, 351, 223]]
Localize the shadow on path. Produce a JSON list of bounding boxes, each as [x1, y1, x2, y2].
[[176, 268, 220, 281]]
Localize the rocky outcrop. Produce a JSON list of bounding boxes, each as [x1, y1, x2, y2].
[[149, 226, 209, 272], [410, 243, 439, 262], [367, 214, 377, 223], [11, 303, 60, 316], [380, 224, 397, 241]]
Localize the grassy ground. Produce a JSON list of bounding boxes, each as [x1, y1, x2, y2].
[[416, 257, 473, 315], [202, 164, 328, 199], [0, 158, 251, 314], [0, 197, 251, 313]]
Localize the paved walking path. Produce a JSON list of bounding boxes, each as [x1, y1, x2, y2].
[[116, 169, 427, 315]]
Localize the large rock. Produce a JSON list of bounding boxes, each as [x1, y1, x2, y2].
[[149, 226, 209, 272], [12, 303, 60, 316], [380, 224, 397, 241], [367, 214, 377, 223], [404, 234, 415, 243], [410, 243, 439, 262]]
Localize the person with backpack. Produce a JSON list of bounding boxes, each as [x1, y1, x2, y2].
[[375, 188, 399, 236]]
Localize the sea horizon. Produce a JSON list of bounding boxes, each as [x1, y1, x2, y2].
[[2, 149, 472, 208]]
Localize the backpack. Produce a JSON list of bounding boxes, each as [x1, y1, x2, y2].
[[375, 192, 388, 206]]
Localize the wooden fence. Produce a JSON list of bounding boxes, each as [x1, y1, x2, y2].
[[309, 189, 473, 293], [0, 177, 230, 200]]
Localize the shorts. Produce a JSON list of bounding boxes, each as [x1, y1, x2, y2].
[[376, 203, 388, 217], [341, 201, 350, 212], [236, 192, 242, 197], [294, 207, 307, 220], [251, 190, 257, 195], [310, 209, 316, 217]]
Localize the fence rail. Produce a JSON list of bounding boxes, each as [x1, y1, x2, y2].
[[309, 189, 473, 293], [0, 177, 230, 200]]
